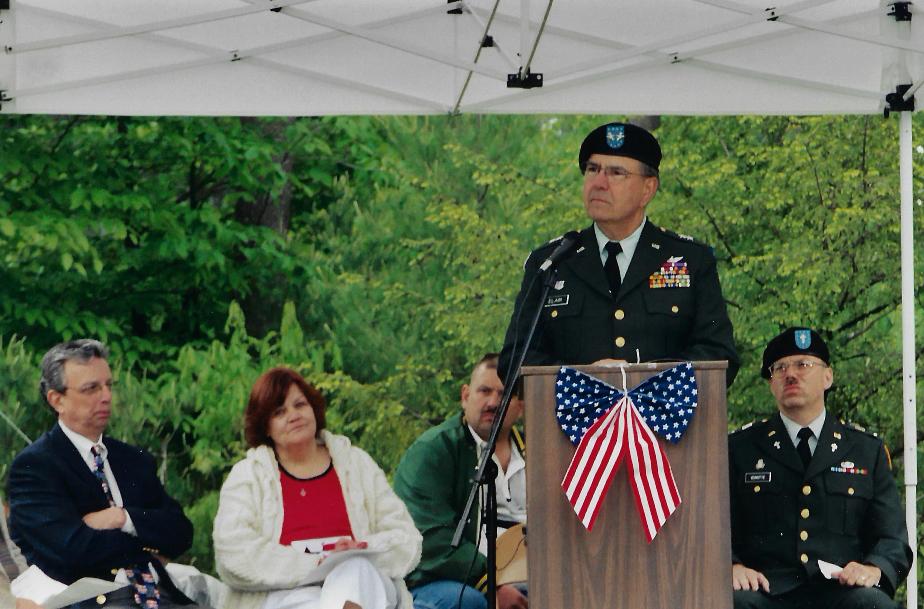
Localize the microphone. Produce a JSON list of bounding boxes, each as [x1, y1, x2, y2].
[[538, 231, 581, 271]]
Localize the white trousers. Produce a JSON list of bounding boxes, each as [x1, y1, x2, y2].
[[261, 557, 397, 609]]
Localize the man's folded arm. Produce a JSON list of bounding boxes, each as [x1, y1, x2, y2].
[[121, 449, 193, 559], [8, 452, 148, 571]]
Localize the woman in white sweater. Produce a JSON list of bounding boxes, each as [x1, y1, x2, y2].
[[213, 367, 421, 609]]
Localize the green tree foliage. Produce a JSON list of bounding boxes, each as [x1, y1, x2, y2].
[[0, 113, 921, 582], [0, 116, 350, 365]]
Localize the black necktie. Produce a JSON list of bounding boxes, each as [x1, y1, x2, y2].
[[604, 242, 622, 297], [796, 427, 813, 469]]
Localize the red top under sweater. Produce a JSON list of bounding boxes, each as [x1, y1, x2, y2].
[[278, 461, 354, 546]]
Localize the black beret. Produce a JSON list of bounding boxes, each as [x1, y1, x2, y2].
[[578, 122, 662, 173], [761, 327, 830, 379]]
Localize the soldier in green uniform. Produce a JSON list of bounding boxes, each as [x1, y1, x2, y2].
[[498, 122, 739, 387], [729, 328, 912, 609]]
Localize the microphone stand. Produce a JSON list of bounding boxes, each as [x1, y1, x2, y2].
[[451, 264, 561, 608]]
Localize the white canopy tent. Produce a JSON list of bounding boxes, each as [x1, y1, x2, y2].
[[0, 0, 919, 604]]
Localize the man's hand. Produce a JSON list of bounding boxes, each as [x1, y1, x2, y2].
[[591, 358, 628, 366], [732, 563, 769, 593], [497, 584, 528, 609], [329, 538, 368, 552], [82, 507, 126, 530], [16, 598, 43, 609], [833, 562, 881, 588]]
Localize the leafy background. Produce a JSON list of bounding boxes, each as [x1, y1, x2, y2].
[[0, 114, 921, 595]]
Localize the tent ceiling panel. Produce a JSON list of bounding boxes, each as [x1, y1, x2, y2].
[[464, 61, 880, 114], [0, 0, 913, 116]]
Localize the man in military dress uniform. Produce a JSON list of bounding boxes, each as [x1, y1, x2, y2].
[[729, 328, 912, 609], [498, 122, 739, 386]]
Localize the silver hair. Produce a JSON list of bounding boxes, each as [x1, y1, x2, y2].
[[40, 339, 109, 404]]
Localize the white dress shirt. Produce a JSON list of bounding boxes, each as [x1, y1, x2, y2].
[[594, 217, 647, 280], [468, 426, 527, 556], [58, 421, 137, 535], [779, 410, 826, 456]]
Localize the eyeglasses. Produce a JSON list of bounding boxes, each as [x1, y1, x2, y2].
[[768, 360, 826, 378], [584, 161, 652, 180], [64, 380, 116, 396]]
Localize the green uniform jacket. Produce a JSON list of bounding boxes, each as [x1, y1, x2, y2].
[[728, 413, 912, 597], [499, 222, 739, 386], [393, 415, 525, 590]]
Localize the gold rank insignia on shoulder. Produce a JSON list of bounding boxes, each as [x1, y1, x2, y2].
[[833, 431, 842, 440], [767, 430, 776, 437]]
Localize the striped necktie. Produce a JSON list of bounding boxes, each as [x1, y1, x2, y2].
[[90, 445, 160, 609]]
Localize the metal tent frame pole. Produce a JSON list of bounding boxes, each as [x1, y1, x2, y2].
[[899, 110, 918, 609]]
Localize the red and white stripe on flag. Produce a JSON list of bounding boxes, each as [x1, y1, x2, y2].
[[561, 395, 681, 542]]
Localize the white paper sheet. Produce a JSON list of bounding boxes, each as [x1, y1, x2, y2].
[[818, 559, 843, 580], [11, 565, 128, 609]]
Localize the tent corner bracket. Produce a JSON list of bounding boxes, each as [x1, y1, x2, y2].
[[885, 84, 915, 118], [888, 2, 912, 21], [507, 69, 543, 89]]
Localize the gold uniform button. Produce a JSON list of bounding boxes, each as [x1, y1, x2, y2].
[[111, 569, 119, 575], [671, 305, 679, 313], [848, 487, 855, 496], [800, 553, 809, 564], [614, 309, 625, 320], [753, 485, 760, 493], [801, 508, 810, 519], [550, 310, 558, 318], [802, 485, 812, 496], [800, 530, 809, 541], [615, 336, 626, 348], [96, 595, 107, 605]]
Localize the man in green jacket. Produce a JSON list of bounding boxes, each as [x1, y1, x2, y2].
[[394, 354, 527, 609]]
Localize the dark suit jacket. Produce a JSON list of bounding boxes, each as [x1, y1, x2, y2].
[[7, 424, 193, 585], [728, 413, 912, 597], [499, 221, 739, 385]]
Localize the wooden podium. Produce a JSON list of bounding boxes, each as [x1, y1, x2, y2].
[[521, 362, 732, 609]]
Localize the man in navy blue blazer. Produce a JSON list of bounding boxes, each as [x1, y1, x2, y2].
[[7, 339, 196, 608]]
